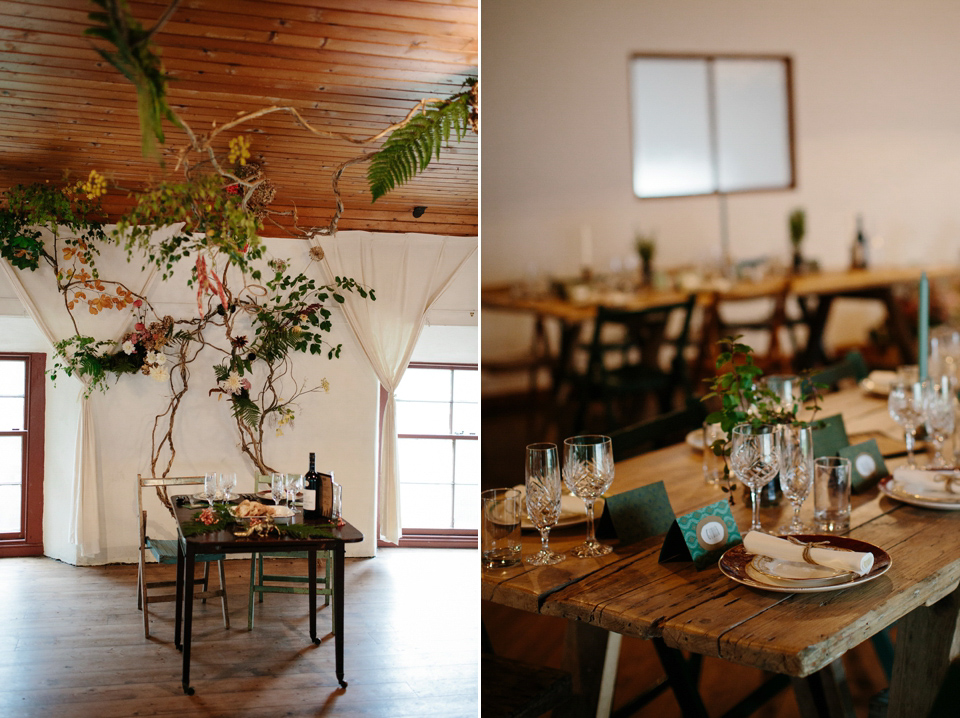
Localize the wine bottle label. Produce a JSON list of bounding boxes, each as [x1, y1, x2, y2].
[[302, 488, 317, 511]]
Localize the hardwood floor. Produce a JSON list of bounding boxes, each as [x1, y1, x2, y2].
[[0, 548, 478, 717]]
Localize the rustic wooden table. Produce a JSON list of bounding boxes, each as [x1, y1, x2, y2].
[[482, 388, 960, 718]]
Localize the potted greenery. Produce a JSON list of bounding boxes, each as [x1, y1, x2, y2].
[[635, 233, 656, 286], [789, 208, 806, 273]]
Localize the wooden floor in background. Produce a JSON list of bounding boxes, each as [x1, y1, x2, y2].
[[0, 548, 478, 718]]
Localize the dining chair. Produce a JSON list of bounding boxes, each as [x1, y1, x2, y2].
[[247, 474, 333, 632], [136, 475, 229, 639], [573, 295, 696, 432], [608, 399, 707, 461], [805, 350, 870, 393]]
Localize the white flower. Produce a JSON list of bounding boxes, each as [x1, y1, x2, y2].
[[146, 350, 167, 366], [149, 365, 170, 382], [219, 371, 243, 395], [121, 340, 135, 355]]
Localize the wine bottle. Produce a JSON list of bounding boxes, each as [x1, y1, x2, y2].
[[303, 453, 319, 519], [851, 214, 868, 269]]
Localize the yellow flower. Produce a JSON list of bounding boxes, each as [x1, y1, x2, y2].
[[320, 378, 330, 393], [291, 326, 302, 334], [228, 136, 251, 166], [77, 170, 106, 200]]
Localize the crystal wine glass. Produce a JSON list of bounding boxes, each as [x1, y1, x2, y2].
[[776, 424, 814, 535], [220, 472, 236, 501], [203, 471, 218, 506], [925, 379, 956, 467], [888, 380, 930, 468], [730, 424, 780, 532], [562, 435, 614, 558], [286, 473, 303, 510], [524, 443, 566, 566], [271, 472, 285, 505]]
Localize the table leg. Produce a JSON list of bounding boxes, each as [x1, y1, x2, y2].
[[174, 539, 184, 651], [181, 550, 196, 695], [334, 542, 347, 689], [554, 620, 617, 718], [796, 294, 835, 369], [887, 582, 960, 718], [308, 548, 320, 645], [791, 659, 855, 718]]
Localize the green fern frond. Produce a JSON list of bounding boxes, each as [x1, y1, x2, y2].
[[367, 92, 472, 202], [230, 392, 261, 427]]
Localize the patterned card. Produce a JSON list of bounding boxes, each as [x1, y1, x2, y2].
[[659, 498, 742, 570], [839, 439, 888, 493]]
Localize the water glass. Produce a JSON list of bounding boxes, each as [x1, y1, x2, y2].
[[562, 435, 615, 558], [220, 472, 236, 500], [270, 472, 285, 505], [330, 481, 342, 522], [702, 422, 726, 485], [813, 457, 852, 534], [764, 374, 801, 414], [730, 424, 780, 532], [777, 425, 814, 535], [481, 488, 522, 569], [525, 443, 565, 566]]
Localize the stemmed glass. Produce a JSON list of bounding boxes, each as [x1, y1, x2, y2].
[[203, 471, 218, 506], [925, 379, 956, 467], [888, 380, 930, 468], [562, 435, 614, 558], [524, 443, 566, 566], [731, 424, 781, 532], [220, 472, 236, 501], [271, 472, 285, 506], [776, 424, 814, 535], [286, 473, 303, 510]]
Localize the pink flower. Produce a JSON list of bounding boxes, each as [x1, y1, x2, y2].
[[241, 378, 251, 390], [133, 299, 142, 308]]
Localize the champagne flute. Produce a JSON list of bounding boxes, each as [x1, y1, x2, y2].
[[925, 379, 956, 467], [776, 424, 814, 535], [888, 380, 930, 468], [525, 443, 566, 566], [562, 435, 614, 558], [731, 424, 780, 532]]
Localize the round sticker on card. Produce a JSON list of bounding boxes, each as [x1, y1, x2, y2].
[[855, 452, 877, 478], [695, 515, 729, 550]]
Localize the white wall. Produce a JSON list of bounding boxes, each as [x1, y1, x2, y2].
[[482, 0, 960, 355], [0, 231, 478, 565]]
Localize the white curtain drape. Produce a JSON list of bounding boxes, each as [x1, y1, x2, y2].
[[0, 229, 161, 557], [317, 233, 477, 544]]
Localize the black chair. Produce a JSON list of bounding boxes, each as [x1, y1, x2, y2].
[[609, 400, 707, 461], [574, 296, 696, 432], [805, 350, 870, 393]]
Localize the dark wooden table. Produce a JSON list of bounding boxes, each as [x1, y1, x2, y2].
[[171, 503, 363, 695]]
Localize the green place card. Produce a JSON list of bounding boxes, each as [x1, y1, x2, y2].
[[839, 439, 888, 493], [658, 499, 742, 570], [596, 481, 675, 545], [811, 414, 850, 458]]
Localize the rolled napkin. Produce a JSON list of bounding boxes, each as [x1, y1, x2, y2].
[[743, 530, 874, 576], [893, 467, 960, 497], [865, 370, 897, 392], [513, 485, 586, 519]]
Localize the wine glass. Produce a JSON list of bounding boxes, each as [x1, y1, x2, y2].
[[202, 471, 218, 506], [888, 380, 930, 468], [524, 443, 566, 566], [562, 435, 614, 558], [730, 424, 780, 532], [220, 472, 236, 501], [925, 379, 956, 467], [286, 473, 303, 510], [776, 424, 814, 535], [271, 472, 285, 505]]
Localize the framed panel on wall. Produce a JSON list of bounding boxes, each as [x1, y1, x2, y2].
[[628, 53, 795, 199]]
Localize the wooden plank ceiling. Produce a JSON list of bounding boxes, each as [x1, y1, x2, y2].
[[0, 0, 478, 237]]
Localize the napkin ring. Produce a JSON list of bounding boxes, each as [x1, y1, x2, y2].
[[787, 536, 851, 566], [933, 473, 960, 494]]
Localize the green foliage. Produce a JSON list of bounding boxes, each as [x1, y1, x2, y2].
[[0, 212, 44, 271], [49, 336, 126, 396], [114, 176, 264, 280], [180, 503, 234, 536], [367, 89, 472, 202], [789, 208, 806, 246], [85, 0, 182, 159]]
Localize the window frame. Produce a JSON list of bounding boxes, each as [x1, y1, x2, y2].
[[0, 353, 45, 557], [379, 361, 478, 549]]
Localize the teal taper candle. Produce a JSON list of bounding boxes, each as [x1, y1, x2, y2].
[[918, 272, 929, 380]]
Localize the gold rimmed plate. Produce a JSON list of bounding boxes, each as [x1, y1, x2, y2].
[[879, 476, 960, 509], [719, 534, 892, 593]]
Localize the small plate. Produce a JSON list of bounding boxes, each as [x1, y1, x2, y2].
[[879, 476, 960, 509], [719, 535, 892, 593], [686, 429, 704, 452], [860, 370, 897, 397], [747, 555, 854, 588]]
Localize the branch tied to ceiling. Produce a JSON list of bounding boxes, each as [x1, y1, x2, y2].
[[86, 0, 478, 238]]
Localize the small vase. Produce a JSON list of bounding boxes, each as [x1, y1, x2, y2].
[[792, 249, 803, 274]]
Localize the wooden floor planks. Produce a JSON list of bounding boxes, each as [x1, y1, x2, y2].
[[0, 548, 478, 717]]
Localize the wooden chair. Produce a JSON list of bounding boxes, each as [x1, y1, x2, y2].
[[573, 295, 696, 432], [805, 350, 870, 393], [247, 474, 333, 631], [137, 475, 229, 639], [609, 399, 707, 461]]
